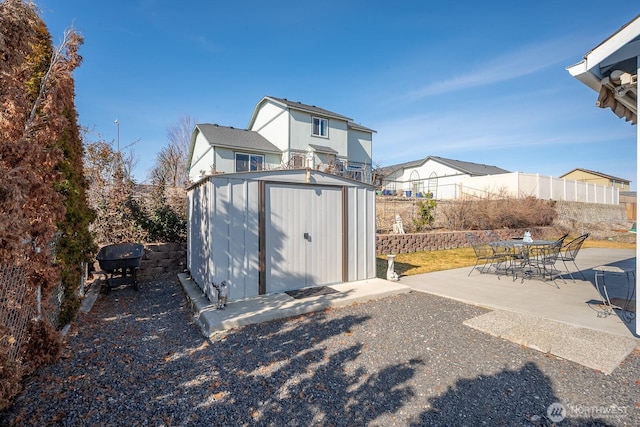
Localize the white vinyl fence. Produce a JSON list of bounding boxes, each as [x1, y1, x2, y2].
[[382, 172, 619, 205], [460, 172, 619, 204]]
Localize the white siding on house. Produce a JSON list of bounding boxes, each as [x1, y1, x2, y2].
[[289, 110, 349, 155], [251, 100, 290, 152], [347, 129, 373, 166], [191, 97, 374, 184], [383, 158, 468, 198], [214, 146, 281, 173], [188, 132, 215, 182]]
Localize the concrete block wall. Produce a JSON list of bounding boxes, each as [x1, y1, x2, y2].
[[138, 242, 187, 282], [376, 227, 556, 255]]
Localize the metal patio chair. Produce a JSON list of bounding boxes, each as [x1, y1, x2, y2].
[[560, 233, 590, 281], [523, 241, 564, 285], [554, 233, 569, 246], [466, 233, 507, 276]]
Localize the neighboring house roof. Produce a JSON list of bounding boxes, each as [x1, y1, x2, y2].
[[377, 158, 425, 176], [379, 155, 510, 177], [429, 156, 510, 176], [566, 14, 640, 124], [194, 123, 282, 154], [559, 168, 630, 183]]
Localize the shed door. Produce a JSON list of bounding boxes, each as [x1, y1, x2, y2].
[[265, 184, 342, 293]]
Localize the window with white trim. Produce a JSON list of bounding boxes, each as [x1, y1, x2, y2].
[[312, 117, 328, 137], [235, 153, 264, 172]]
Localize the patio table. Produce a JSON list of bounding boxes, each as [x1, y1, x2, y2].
[[490, 240, 559, 281], [593, 264, 636, 323]]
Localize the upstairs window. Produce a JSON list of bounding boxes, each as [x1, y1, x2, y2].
[[235, 153, 264, 172], [312, 117, 328, 137]]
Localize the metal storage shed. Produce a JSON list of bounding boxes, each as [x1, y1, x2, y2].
[[187, 169, 376, 303]]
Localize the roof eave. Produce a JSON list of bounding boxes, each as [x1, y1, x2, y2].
[[567, 14, 640, 93]]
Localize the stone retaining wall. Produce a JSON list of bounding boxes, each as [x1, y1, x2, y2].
[[553, 200, 626, 227], [376, 227, 557, 255], [376, 196, 630, 233], [138, 242, 187, 282]]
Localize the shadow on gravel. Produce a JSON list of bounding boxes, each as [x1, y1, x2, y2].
[[184, 312, 421, 425], [1, 280, 422, 425], [409, 362, 618, 426], [1, 279, 628, 426]]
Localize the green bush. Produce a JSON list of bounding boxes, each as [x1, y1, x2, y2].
[[413, 199, 437, 231]]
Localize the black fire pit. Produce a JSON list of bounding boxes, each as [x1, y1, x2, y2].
[[96, 243, 144, 293]]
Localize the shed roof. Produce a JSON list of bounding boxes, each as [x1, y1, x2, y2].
[[187, 168, 374, 191], [559, 168, 630, 183]]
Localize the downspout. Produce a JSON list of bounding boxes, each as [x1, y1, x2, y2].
[[635, 56, 639, 334]]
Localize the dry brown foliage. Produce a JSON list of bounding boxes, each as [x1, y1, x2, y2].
[[0, 324, 22, 411], [1, 0, 84, 409], [21, 318, 62, 376], [376, 196, 558, 233], [439, 196, 557, 230]]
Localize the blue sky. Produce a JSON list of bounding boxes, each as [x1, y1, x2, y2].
[[37, 1, 638, 188]]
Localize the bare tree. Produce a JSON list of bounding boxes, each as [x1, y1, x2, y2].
[[151, 115, 194, 187]]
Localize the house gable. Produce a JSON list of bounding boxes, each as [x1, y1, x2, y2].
[[559, 168, 631, 189]]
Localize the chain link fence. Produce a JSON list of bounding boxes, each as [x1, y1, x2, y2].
[[0, 264, 34, 363]]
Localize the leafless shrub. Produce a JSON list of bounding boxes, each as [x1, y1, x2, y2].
[[440, 196, 557, 230]]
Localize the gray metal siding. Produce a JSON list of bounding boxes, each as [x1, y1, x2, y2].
[[187, 181, 211, 295], [210, 178, 260, 301], [187, 169, 376, 302], [346, 186, 376, 281], [265, 184, 343, 293]]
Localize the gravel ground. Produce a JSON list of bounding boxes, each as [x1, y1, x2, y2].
[[2, 277, 639, 426]]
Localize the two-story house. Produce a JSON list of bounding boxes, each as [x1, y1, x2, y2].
[[187, 96, 375, 183]]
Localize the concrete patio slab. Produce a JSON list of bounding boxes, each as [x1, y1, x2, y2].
[[178, 273, 412, 337], [464, 310, 637, 374], [400, 248, 638, 374]]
